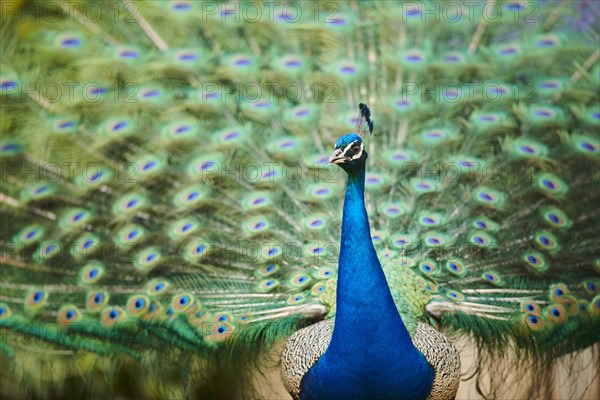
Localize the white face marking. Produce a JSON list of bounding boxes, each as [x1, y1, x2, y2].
[[350, 142, 364, 160], [329, 140, 363, 164]]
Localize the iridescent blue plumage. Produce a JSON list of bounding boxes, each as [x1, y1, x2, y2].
[[334, 133, 362, 149], [300, 133, 434, 399]]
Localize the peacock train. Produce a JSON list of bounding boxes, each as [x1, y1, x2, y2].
[[1, 0, 599, 399]]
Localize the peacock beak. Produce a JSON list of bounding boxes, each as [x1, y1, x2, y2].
[[328, 148, 348, 164]]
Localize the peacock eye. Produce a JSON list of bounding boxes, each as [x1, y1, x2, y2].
[[348, 144, 362, 156]]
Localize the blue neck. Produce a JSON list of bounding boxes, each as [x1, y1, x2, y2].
[[299, 164, 434, 400], [329, 166, 414, 351]]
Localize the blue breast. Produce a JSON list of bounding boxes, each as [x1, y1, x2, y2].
[[300, 341, 434, 399]]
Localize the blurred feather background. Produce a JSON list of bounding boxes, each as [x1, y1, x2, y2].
[[1, 0, 599, 399]]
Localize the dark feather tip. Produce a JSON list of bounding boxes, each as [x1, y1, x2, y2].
[[359, 103, 371, 118], [358, 103, 373, 134]]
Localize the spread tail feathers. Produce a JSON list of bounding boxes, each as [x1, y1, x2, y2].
[[1, 0, 599, 398]]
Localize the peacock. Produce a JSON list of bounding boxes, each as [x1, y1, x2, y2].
[[1, 0, 599, 399]]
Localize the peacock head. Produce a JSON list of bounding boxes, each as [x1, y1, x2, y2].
[[329, 134, 367, 173]]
